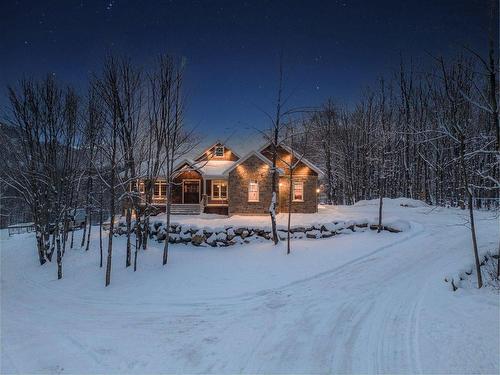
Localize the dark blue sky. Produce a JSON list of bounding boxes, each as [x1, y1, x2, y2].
[[0, 0, 494, 136]]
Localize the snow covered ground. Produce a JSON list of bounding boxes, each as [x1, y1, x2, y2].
[[1, 199, 499, 374]]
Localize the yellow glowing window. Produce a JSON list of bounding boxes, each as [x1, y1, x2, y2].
[[212, 180, 227, 199], [248, 181, 259, 202], [292, 181, 304, 202]]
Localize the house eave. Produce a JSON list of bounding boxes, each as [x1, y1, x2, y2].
[[258, 142, 325, 177], [222, 150, 285, 176]]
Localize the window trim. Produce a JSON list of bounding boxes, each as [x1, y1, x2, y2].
[[292, 180, 304, 202], [214, 146, 225, 158], [211, 179, 228, 200], [248, 181, 259, 202], [153, 180, 167, 198]]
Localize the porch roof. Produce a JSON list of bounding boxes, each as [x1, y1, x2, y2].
[[198, 160, 235, 179]]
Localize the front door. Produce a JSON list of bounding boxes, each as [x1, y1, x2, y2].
[[183, 180, 200, 204]]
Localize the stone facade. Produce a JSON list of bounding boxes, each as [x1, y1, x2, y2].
[[228, 154, 276, 215], [125, 142, 321, 216], [261, 145, 317, 176], [277, 175, 318, 213], [228, 153, 319, 215]]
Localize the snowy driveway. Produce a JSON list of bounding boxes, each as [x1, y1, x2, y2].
[[1, 202, 499, 374]]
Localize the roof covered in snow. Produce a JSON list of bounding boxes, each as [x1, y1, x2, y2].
[[186, 129, 267, 162], [134, 128, 324, 179], [198, 160, 236, 178]]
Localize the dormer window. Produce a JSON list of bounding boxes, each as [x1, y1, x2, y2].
[[214, 146, 224, 158]]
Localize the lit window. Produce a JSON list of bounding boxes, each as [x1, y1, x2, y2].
[[292, 181, 304, 202], [212, 180, 227, 200], [214, 146, 224, 157], [248, 181, 259, 202], [154, 181, 167, 198]]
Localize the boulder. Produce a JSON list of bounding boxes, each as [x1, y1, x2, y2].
[[321, 222, 336, 232], [321, 230, 334, 238], [355, 218, 369, 228], [168, 233, 181, 244], [256, 230, 271, 240], [203, 227, 214, 236], [346, 220, 356, 231], [231, 235, 245, 244], [191, 230, 205, 246], [306, 229, 321, 239], [179, 231, 192, 243], [292, 231, 305, 239], [383, 225, 401, 233], [234, 227, 247, 236], [156, 230, 167, 241], [206, 233, 218, 247], [216, 232, 227, 242], [277, 230, 288, 241], [312, 223, 323, 230], [226, 227, 236, 240], [189, 225, 200, 235]]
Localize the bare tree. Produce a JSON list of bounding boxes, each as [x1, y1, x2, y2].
[[152, 56, 196, 266], [279, 121, 313, 254], [94, 57, 128, 286], [433, 57, 483, 288], [261, 54, 316, 244], [80, 87, 104, 252], [1, 76, 81, 279]]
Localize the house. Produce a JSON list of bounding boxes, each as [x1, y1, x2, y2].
[[131, 141, 323, 216]]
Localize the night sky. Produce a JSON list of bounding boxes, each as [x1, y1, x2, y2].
[[0, 0, 494, 137]]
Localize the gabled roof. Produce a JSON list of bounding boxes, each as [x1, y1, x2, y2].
[[173, 157, 238, 179], [223, 150, 285, 176], [178, 129, 265, 161], [193, 141, 242, 161], [199, 160, 236, 179], [258, 142, 324, 177], [173, 158, 197, 172]]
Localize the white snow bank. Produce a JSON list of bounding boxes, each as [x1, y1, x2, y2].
[[354, 197, 429, 208], [1, 202, 499, 374]]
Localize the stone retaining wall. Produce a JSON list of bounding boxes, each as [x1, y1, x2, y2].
[[114, 218, 408, 247]]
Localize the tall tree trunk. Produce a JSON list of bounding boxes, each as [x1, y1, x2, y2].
[[70, 219, 75, 249], [81, 176, 91, 248], [105, 126, 117, 287], [163, 182, 172, 266], [85, 177, 93, 251], [105, 209, 114, 286], [134, 209, 141, 272], [85, 214, 92, 252], [269, 128, 279, 245], [35, 229, 47, 265], [99, 202, 103, 268], [125, 206, 132, 267], [287, 173, 293, 255], [55, 225, 62, 279], [460, 137, 483, 288], [377, 159, 384, 234], [377, 193, 383, 233]]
